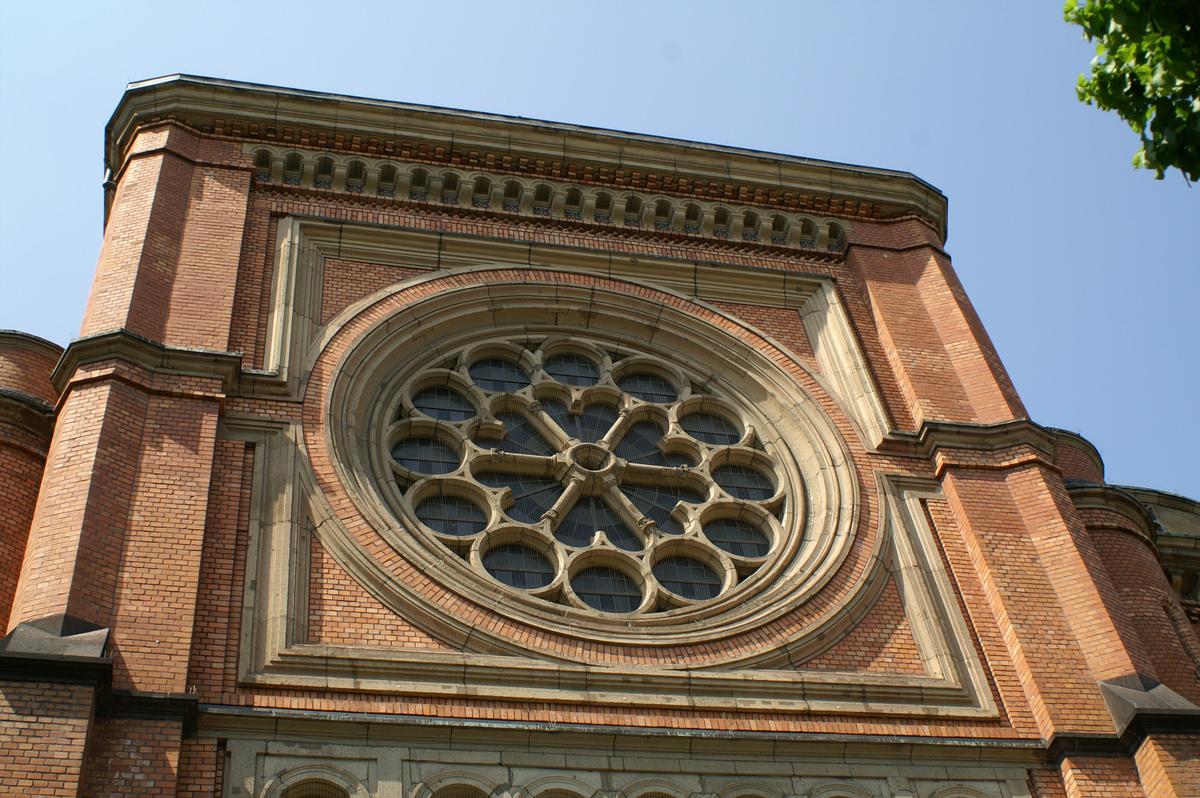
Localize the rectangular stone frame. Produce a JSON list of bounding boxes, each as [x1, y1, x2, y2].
[[224, 219, 997, 718]]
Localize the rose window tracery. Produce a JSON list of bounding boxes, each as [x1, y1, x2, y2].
[[382, 337, 790, 616]]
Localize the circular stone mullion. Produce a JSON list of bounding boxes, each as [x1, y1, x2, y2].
[[459, 341, 538, 393], [707, 445, 785, 504], [385, 419, 469, 481], [609, 354, 689, 403], [399, 367, 481, 424], [670, 396, 749, 448], [470, 526, 564, 601], [646, 535, 736, 610], [535, 338, 611, 384], [560, 546, 653, 615], [695, 500, 778, 574]]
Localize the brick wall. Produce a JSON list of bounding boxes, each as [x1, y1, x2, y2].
[[6, 105, 1195, 796], [0, 680, 94, 797]]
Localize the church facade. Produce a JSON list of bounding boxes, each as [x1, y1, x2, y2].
[[1, 75, 1198, 797]]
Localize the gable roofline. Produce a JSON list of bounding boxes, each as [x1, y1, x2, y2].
[[106, 74, 949, 239]]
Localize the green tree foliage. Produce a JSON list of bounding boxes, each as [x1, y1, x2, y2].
[[1064, 0, 1200, 180]]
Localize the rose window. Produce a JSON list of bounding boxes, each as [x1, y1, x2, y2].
[[381, 337, 790, 616]]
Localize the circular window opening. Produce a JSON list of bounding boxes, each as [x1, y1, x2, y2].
[[653, 555, 721, 600], [372, 334, 801, 618], [483, 543, 554, 590], [617, 372, 678, 403], [412, 386, 475, 421], [469, 358, 530, 393], [712, 464, 774, 500], [703, 518, 770, 557], [415, 495, 487, 536], [543, 353, 600, 386], [391, 438, 460, 474], [572, 566, 642, 612], [680, 411, 742, 445]]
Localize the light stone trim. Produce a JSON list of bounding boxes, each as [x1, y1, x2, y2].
[[210, 718, 1034, 798], [243, 144, 850, 254], [323, 280, 858, 647], [111, 76, 948, 238], [228, 404, 994, 716], [370, 333, 798, 620], [260, 763, 372, 798], [230, 217, 988, 716], [250, 218, 889, 450]]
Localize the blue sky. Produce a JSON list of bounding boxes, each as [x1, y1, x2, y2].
[[2, 2, 1196, 497]]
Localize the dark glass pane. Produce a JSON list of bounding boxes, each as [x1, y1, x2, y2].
[[556, 496, 641, 551], [542, 399, 618, 443], [475, 471, 562, 523], [617, 372, 678, 403], [469, 358, 531, 393], [621, 483, 705, 535], [712, 464, 774, 500], [544, 353, 600, 386], [412, 387, 475, 421], [483, 543, 554, 589], [391, 438, 459, 474], [572, 566, 642, 612], [415, 495, 487, 536], [653, 555, 722, 600], [472, 411, 555, 456], [680, 411, 742, 445], [613, 420, 695, 467], [703, 518, 770, 557]]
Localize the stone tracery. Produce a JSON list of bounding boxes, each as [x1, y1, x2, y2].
[[383, 336, 788, 615]]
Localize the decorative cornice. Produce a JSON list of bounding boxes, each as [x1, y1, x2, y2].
[[882, 418, 1058, 462], [51, 329, 242, 395], [1046, 427, 1106, 479], [0, 388, 55, 443], [0, 329, 64, 361], [243, 144, 853, 256], [105, 75, 949, 239], [1065, 482, 1158, 548]]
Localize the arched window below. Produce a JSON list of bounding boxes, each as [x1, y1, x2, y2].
[[742, 211, 760, 241], [654, 200, 673, 231], [770, 214, 789, 245], [254, 150, 272, 181], [472, 177, 491, 208], [378, 165, 398, 197], [283, 153, 303, 185], [282, 780, 349, 798], [799, 218, 817, 247], [346, 161, 366, 193], [441, 173, 460, 203], [410, 168, 430, 201], [564, 188, 583, 220], [623, 196, 642, 228], [314, 156, 334, 189], [533, 185, 552, 216], [594, 192, 613, 224], [502, 181, 522, 213], [826, 221, 846, 251], [713, 208, 731, 238]]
